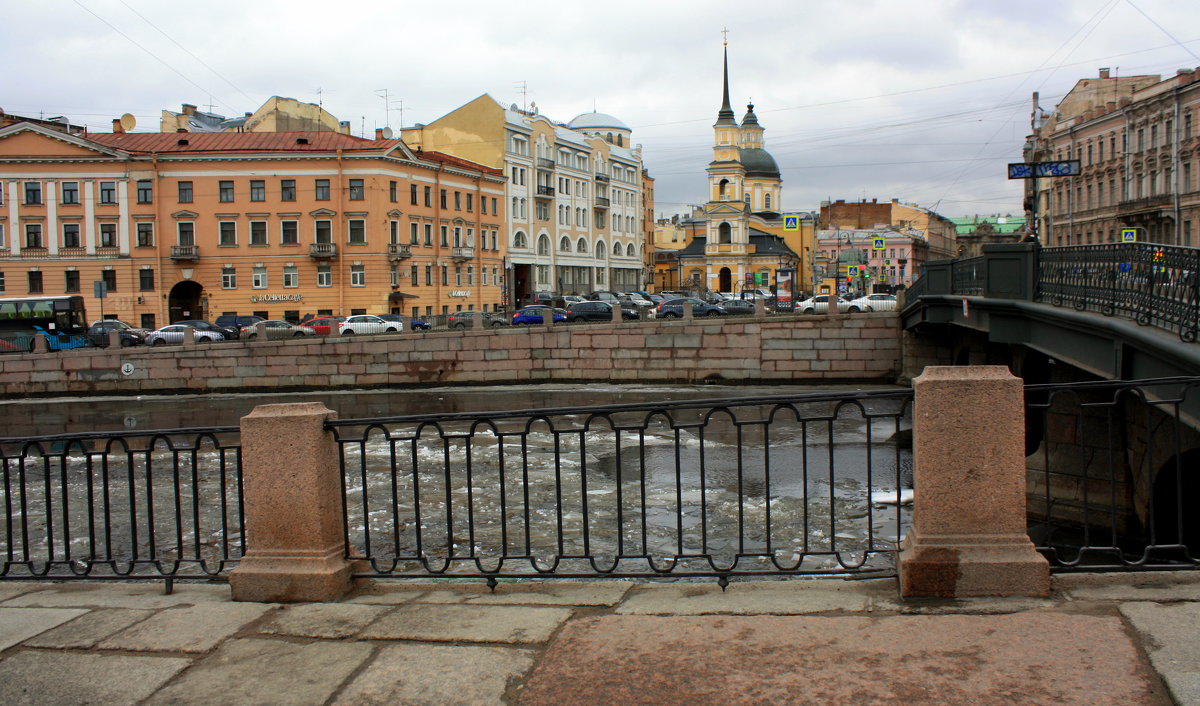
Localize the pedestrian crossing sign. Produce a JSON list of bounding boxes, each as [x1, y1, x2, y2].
[[884, 258, 893, 265], [846, 266, 859, 276], [1121, 228, 1138, 243], [784, 216, 799, 230], [872, 238, 885, 250]]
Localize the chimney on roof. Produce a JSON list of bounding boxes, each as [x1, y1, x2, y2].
[[375, 128, 384, 139], [338, 121, 351, 135], [182, 104, 197, 116], [112, 118, 124, 134], [1099, 68, 1111, 79]]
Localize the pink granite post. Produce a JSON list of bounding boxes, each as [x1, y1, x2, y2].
[[611, 302, 623, 323], [899, 366, 1049, 598], [32, 333, 49, 353], [229, 402, 353, 602]]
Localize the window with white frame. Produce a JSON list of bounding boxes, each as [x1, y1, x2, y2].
[[62, 223, 81, 248], [283, 265, 298, 288], [390, 265, 399, 287], [281, 220, 298, 245], [317, 265, 332, 287], [99, 222, 116, 248], [348, 219, 365, 244], [560, 236, 571, 251], [252, 266, 267, 289], [250, 221, 267, 246], [61, 181, 79, 205], [136, 222, 153, 247], [350, 264, 365, 286], [513, 231, 528, 248], [221, 267, 236, 289], [219, 222, 236, 246], [577, 237, 588, 253], [537, 234, 550, 255]]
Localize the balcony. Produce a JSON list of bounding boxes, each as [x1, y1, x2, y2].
[[594, 196, 610, 208], [451, 246, 475, 261], [170, 245, 200, 261], [536, 185, 555, 198], [595, 173, 610, 182], [1118, 195, 1172, 216], [537, 157, 556, 171], [388, 243, 412, 260], [309, 242, 338, 259]]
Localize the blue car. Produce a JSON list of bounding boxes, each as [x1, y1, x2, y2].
[[378, 314, 430, 331], [512, 306, 566, 325]]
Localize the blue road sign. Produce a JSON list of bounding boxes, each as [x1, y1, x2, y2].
[[872, 238, 885, 250], [1008, 161, 1082, 179], [1121, 228, 1138, 243], [784, 216, 799, 231]]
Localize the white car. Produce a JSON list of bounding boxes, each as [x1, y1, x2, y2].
[[146, 324, 224, 345], [338, 315, 403, 335], [796, 295, 851, 314], [846, 294, 898, 313]]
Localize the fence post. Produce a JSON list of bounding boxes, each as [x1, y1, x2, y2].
[[229, 402, 353, 602], [899, 366, 1049, 598]]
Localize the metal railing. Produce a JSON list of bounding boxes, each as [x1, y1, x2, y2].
[[951, 256, 984, 296], [329, 389, 914, 582], [1038, 243, 1200, 342], [1027, 376, 1200, 570], [0, 426, 244, 580]]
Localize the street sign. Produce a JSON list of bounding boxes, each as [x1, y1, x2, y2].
[[883, 259, 893, 265], [1008, 161, 1082, 179], [872, 238, 885, 250], [783, 216, 799, 231], [1121, 228, 1138, 243], [93, 281, 107, 299], [846, 266, 859, 276]]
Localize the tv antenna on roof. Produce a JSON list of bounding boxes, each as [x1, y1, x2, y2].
[[515, 80, 528, 112]]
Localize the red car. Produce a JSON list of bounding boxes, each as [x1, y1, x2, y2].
[[300, 316, 345, 336]]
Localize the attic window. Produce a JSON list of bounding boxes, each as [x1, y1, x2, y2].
[[296, 137, 309, 145], [177, 139, 189, 146]]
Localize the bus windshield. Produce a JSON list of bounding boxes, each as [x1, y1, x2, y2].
[[0, 296, 88, 333]]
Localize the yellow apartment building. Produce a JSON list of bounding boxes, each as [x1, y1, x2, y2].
[[0, 121, 506, 328]]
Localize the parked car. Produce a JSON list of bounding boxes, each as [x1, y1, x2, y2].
[[146, 324, 224, 345], [512, 306, 566, 325], [447, 311, 509, 329], [215, 314, 266, 332], [378, 313, 430, 331], [643, 293, 667, 305], [796, 295, 851, 314], [721, 299, 762, 316], [562, 295, 587, 305], [846, 293, 898, 312], [86, 320, 146, 347], [656, 297, 726, 319], [586, 291, 620, 303], [300, 316, 345, 336], [242, 320, 316, 339], [338, 315, 403, 335], [565, 300, 638, 322], [176, 320, 239, 340]]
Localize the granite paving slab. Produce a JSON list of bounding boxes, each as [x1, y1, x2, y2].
[[0, 583, 42, 603], [0, 607, 88, 652], [520, 613, 1159, 705], [23, 608, 154, 649], [148, 638, 373, 706], [359, 604, 572, 644], [0, 652, 190, 706], [2, 582, 228, 609], [333, 644, 535, 705], [407, 581, 633, 606], [1120, 601, 1200, 705], [98, 602, 274, 653], [1058, 572, 1200, 602], [616, 578, 893, 615], [258, 603, 393, 639]]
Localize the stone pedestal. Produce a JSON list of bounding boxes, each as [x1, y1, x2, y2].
[[611, 303, 623, 323], [230, 403, 353, 602], [108, 330, 122, 348], [899, 366, 1049, 598]]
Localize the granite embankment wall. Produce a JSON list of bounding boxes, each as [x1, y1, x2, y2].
[[0, 313, 901, 397]]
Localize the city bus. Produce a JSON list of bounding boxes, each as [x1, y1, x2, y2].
[[0, 295, 90, 352]]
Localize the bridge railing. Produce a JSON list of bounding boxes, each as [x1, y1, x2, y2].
[[328, 389, 915, 582]]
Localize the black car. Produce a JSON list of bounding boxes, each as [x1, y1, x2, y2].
[[565, 300, 638, 322], [214, 315, 265, 332], [721, 299, 760, 316], [177, 319, 239, 340], [86, 320, 146, 347], [656, 297, 726, 319]]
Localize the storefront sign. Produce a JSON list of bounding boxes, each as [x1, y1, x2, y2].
[[449, 290, 471, 297], [250, 294, 304, 303]]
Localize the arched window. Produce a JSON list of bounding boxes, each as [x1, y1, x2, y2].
[[577, 237, 588, 253], [764, 193, 772, 210], [537, 234, 550, 255], [627, 243, 636, 257], [744, 193, 750, 204], [595, 241, 606, 259], [718, 222, 732, 244], [607, 132, 613, 143], [559, 236, 571, 252], [513, 231, 528, 249], [718, 179, 728, 200], [617, 134, 624, 147], [613, 241, 622, 256]]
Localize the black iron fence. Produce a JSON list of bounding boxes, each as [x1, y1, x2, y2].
[[1027, 376, 1200, 570], [329, 389, 915, 582], [0, 427, 243, 580], [952, 256, 985, 296]]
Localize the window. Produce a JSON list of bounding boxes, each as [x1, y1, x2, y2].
[[537, 234, 550, 255], [317, 265, 332, 287], [455, 266, 462, 286], [139, 268, 155, 291], [577, 237, 588, 253], [454, 191, 462, 210], [136, 222, 153, 247], [627, 243, 636, 257], [250, 221, 267, 246], [99, 181, 116, 204], [453, 227, 462, 247], [410, 264, 418, 284], [441, 265, 448, 286], [424, 186, 431, 207], [389, 181, 398, 202], [315, 220, 332, 243], [440, 226, 448, 247], [281, 221, 298, 245], [62, 223, 80, 248], [62, 269, 80, 293], [252, 266, 268, 289], [466, 193, 474, 211], [250, 180, 265, 202], [595, 241, 606, 259], [467, 265, 474, 285], [99, 223, 116, 248], [390, 265, 399, 287], [424, 224, 432, 246], [764, 193, 772, 210], [315, 179, 330, 201], [222, 267, 236, 289], [348, 219, 365, 244], [28, 271, 43, 294], [0, 271, 4, 293], [283, 266, 298, 288], [219, 222, 237, 246], [178, 181, 193, 203], [613, 242, 622, 256], [410, 183, 418, 205], [101, 269, 117, 292], [409, 222, 418, 244], [349, 179, 364, 201], [425, 265, 432, 286], [137, 179, 153, 204], [24, 182, 41, 205], [219, 180, 234, 202], [440, 189, 447, 209], [280, 179, 296, 201], [61, 182, 79, 205], [178, 222, 195, 245], [492, 197, 498, 215], [560, 236, 571, 252]]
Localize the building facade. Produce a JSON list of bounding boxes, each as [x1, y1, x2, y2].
[[0, 122, 505, 327], [404, 96, 649, 305], [814, 228, 928, 295], [821, 198, 958, 260], [1028, 67, 1200, 247]]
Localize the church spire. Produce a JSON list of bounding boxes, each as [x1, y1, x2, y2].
[[715, 40, 736, 126]]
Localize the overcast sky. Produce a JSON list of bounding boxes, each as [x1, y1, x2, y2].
[[5, 0, 1199, 219]]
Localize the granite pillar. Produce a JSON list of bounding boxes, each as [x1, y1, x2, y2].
[[899, 366, 1049, 598], [229, 402, 353, 602]]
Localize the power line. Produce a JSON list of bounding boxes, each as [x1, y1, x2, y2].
[[1124, 0, 1200, 63]]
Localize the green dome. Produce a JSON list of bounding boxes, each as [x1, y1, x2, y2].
[[738, 147, 780, 179]]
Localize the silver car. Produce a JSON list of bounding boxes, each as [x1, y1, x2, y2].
[[242, 320, 317, 339], [146, 324, 225, 345]]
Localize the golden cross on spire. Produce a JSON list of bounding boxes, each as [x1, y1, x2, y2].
[[722, 27, 729, 46]]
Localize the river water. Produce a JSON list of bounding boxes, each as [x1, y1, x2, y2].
[[1, 383, 913, 579]]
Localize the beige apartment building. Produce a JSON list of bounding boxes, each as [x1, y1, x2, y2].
[[0, 120, 505, 328], [1028, 67, 1200, 247]]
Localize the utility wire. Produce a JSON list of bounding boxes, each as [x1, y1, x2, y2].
[[1124, 0, 1200, 63]]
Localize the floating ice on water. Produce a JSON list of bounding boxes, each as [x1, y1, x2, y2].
[[869, 488, 914, 507]]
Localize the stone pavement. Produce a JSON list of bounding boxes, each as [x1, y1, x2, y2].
[[0, 572, 1197, 705]]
